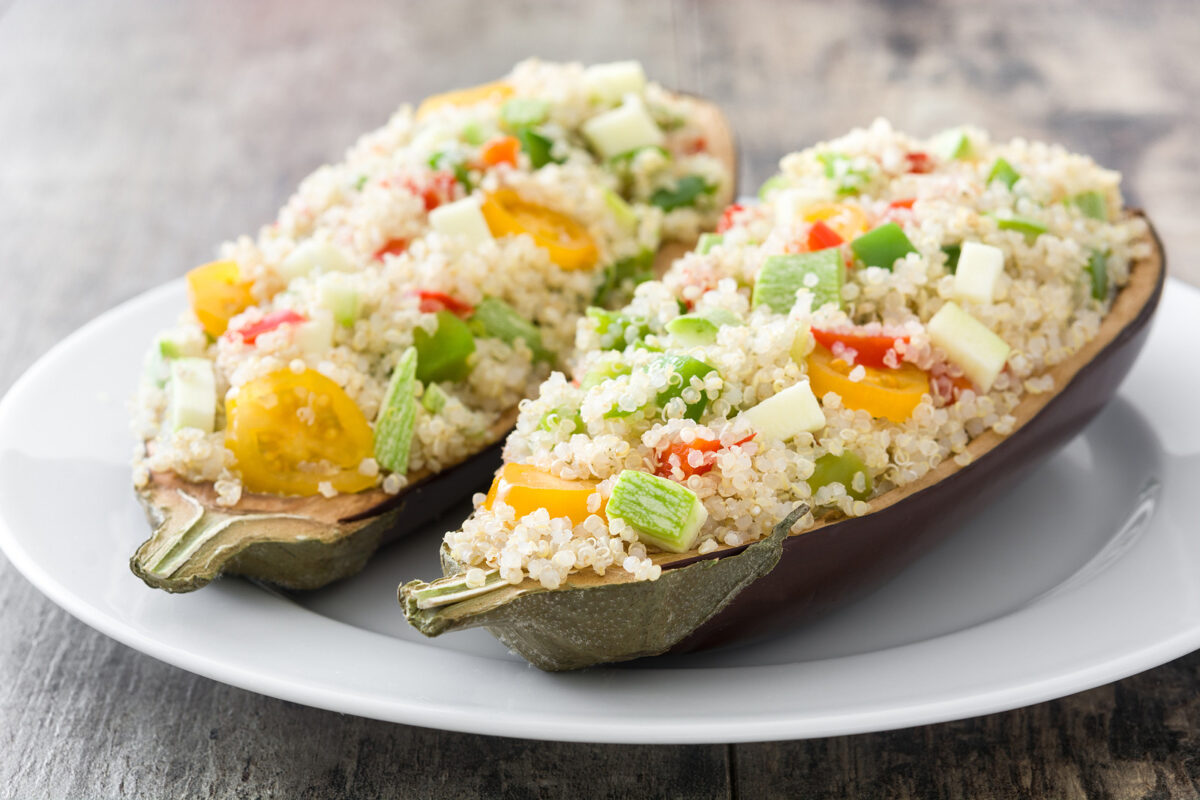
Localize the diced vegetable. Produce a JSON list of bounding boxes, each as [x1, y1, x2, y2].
[[806, 220, 844, 251], [987, 158, 1020, 190], [954, 241, 1005, 303], [460, 121, 489, 146], [665, 309, 743, 348], [995, 215, 1047, 240], [593, 248, 654, 307], [581, 96, 665, 159], [416, 80, 514, 120], [186, 260, 254, 338], [653, 354, 718, 421], [926, 301, 1011, 392], [539, 406, 585, 435], [429, 195, 495, 247], [483, 463, 600, 526], [650, 175, 713, 212], [479, 135, 520, 168], [757, 174, 788, 199], [279, 240, 354, 282], [480, 190, 598, 270], [318, 279, 361, 327], [374, 347, 419, 474], [850, 223, 918, 270], [224, 369, 375, 495], [421, 381, 448, 414], [586, 307, 652, 350], [696, 233, 724, 254], [809, 328, 908, 369], [469, 297, 552, 362], [231, 310, 307, 344], [818, 152, 872, 196], [930, 127, 974, 161], [740, 380, 825, 441], [582, 60, 647, 104], [500, 97, 550, 129], [166, 358, 217, 433], [414, 310, 476, 383], [806, 345, 930, 423], [294, 311, 335, 354], [580, 356, 632, 390], [942, 244, 962, 274], [373, 238, 409, 261], [809, 451, 873, 501], [515, 128, 561, 169], [1072, 191, 1108, 221], [606, 469, 709, 553], [1087, 249, 1109, 301], [753, 250, 845, 313], [413, 290, 474, 318], [603, 188, 639, 232], [800, 202, 870, 241]]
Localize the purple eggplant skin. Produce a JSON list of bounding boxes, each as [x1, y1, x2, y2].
[[669, 215, 1166, 654]]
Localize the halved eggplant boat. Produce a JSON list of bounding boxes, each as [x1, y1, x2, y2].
[[130, 60, 736, 593], [401, 121, 1163, 670]]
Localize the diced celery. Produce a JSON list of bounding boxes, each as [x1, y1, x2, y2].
[[808, 451, 873, 501], [927, 301, 1011, 392], [995, 215, 1047, 240], [582, 96, 665, 160], [414, 310, 475, 383], [757, 173, 789, 199], [653, 354, 718, 421], [429, 195, 494, 246], [318, 281, 361, 327], [374, 347, 418, 474], [586, 307, 652, 350], [1087, 249, 1109, 301], [421, 381, 448, 414], [469, 297, 552, 363], [460, 121, 488, 146], [582, 61, 647, 104], [603, 188, 639, 232], [850, 223, 917, 271], [987, 158, 1020, 190], [954, 241, 1005, 303], [739, 380, 825, 441], [753, 250, 845, 313], [580, 357, 631, 390], [1073, 191, 1108, 221], [500, 97, 550, 129], [279, 240, 353, 282], [696, 233, 723, 254], [665, 309, 743, 348], [650, 175, 713, 212], [539, 406, 585, 435], [166, 358, 216, 433], [606, 470, 709, 553]]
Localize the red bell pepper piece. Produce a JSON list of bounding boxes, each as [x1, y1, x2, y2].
[[810, 328, 911, 369], [404, 171, 458, 211], [806, 220, 844, 251], [231, 310, 307, 344], [888, 197, 916, 210], [412, 290, 474, 318], [905, 152, 933, 174], [373, 238, 409, 260]]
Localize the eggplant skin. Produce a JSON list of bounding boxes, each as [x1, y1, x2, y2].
[[669, 215, 1167, 653]]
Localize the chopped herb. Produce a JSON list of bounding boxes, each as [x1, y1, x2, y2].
[[514, 128, 561, 169], [942, 244, 962, 274], [650, 175, 713, 212], [593, 249, 655, 307], [354, 174, 368, 191]]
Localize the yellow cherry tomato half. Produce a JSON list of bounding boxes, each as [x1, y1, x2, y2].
[[806, 345, 930, 423], [801, 202, 871, 242], [483, 462, 602, 526], [225, 369, 376, 496], [480, 190, 599, 270], [187, 260, 255, 338], [416, 80, 515, 120]]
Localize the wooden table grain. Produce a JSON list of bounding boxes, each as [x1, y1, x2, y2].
[[2, 1, 1198, 797]]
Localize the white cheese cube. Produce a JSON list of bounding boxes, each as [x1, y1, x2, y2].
[[927, 301, 1011, 392], [582, 61, 647, 105], [279, 240, 353, 282], [954, 241, 1005, 303], [429, 195, 494, 248], [582, 96, 664, 160], [740, 380, 826, 442]]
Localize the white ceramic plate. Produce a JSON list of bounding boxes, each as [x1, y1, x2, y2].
[[1, 279, 1198, 744]]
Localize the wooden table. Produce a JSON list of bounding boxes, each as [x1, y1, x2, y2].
[[2, 1, 1198, 796]]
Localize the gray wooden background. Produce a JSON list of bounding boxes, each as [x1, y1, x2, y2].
[[2, 0, 1199, 797]]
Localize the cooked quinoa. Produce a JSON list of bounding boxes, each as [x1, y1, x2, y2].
[[132, 60, 731, 503], [444, 119, 1152, 590]]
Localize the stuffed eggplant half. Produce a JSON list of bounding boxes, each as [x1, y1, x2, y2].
[[401, 120, 1164, 671], [130, 60, 736, 593]]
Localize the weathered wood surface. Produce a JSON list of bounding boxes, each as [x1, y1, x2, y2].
[[1, 0, 1198, 797]]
